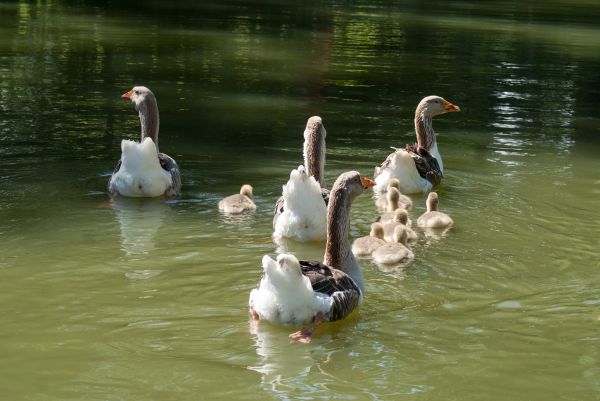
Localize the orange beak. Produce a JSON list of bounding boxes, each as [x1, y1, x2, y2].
[[443, 99, 460, 113], [121, 89, 133, 100], [361, 176, 375, 189]]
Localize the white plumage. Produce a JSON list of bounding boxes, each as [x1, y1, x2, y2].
[[374, 143, 442, 194], [109, 137, 172, 197], [249, 254, 332, 326], [273, 165, 327, 241]]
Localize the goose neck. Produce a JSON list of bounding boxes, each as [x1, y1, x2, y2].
[[138, 99, 160, 150], [303, 126, 326, 188], [324, 188, 364, 291], [415, 109, 435, 150]]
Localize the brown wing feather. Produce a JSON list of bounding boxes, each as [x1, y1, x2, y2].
[[158, 152, 181, 196], [405, 144, 443, 187], [298, 260, 361, 322]]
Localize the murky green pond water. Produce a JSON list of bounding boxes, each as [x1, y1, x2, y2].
[[1, 1, 599, 400]]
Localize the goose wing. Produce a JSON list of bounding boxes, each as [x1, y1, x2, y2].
[[405, 144, 443, 187], [158, 152, 181, 195], [299, 260, 361, 321]]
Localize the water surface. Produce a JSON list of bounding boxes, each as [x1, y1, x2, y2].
[[1, 1, 600, 400]]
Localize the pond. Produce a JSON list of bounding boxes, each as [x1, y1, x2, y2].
[[1, 1, 599, 400]]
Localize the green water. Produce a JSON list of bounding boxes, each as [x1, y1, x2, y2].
[[1, 1, 600, 400]]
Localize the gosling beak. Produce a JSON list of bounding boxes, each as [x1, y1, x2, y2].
[[361, 176, 375, 189], [443, 99, 460, 113], [121, 89, 133, 100]]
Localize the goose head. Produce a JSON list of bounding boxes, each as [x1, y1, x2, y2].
[[426, 191, 439, 212], [332, 171, 375, 203], [122, 86, 156, 112], [418, 96, 460, 118], [303, 116, 327, 188]]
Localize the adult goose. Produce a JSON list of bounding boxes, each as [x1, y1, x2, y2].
[[273, 116, 329, 241], [417, 192, 453, 228], [250, 171, 375, 343], [108, 86, 181, 197], [218, 184, 256, 214], [374, 96, 460, 194]]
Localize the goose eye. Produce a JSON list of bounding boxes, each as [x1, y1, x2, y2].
[[134, 90, 140, 95]]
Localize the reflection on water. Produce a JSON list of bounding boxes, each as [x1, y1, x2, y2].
[[248, 320, 319, 392], [111, 197, 170, 256], [1, 0, 600, 400]]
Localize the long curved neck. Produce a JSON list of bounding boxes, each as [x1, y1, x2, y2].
[[324, 187, 364, 291], [415, 107, 435, 150], [303, 124, 326, 188], [138, 98, 160, 150]]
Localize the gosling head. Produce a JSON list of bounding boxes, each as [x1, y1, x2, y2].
[[393, 225, 408, 245], [426, 192, 439, 212], [370, 222, 384, 240], [387, 178, 400, 191], [394, 208, 409, 225], [386, 187, 400, 211], [240, 184, 253, 198]]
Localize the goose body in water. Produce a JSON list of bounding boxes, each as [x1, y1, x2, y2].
[[383, 209, 417, 244], [352, 222, 386, 258], [375, 178, 412, 212], [218, 184, 256, 214], [374, 96, 460, 194], [109, 86, 181, 197], [273, 116, 329, 241], [250, 171, 375, 343], [372, 225, 414, 266], [417, 192, 453, 228]]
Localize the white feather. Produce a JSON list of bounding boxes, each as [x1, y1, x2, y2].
[[273, 165, 327, 241], [374, 149, 431, 194], [249, 254, 332, 326], [109, 137, 172, 197]]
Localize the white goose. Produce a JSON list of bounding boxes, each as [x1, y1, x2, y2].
[[374, 96, 460, 194], [108, 86, 181, 197], [250, 171, 375, 343], [273, 116, 328, 241]]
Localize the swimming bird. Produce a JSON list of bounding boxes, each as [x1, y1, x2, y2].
[[250, 171, 375, 343], [108, 86, 181, 197], [218, 184, 256, 214], [382, 209, 417, 243], [375, 178, 412, 212], [417, 192, 453, 228], [273, 116, 329, 241], [352, 222, 386, 258], [372, 225, 414, 266], [378, 187, 405, 224], [374, 96, 460, 194]]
